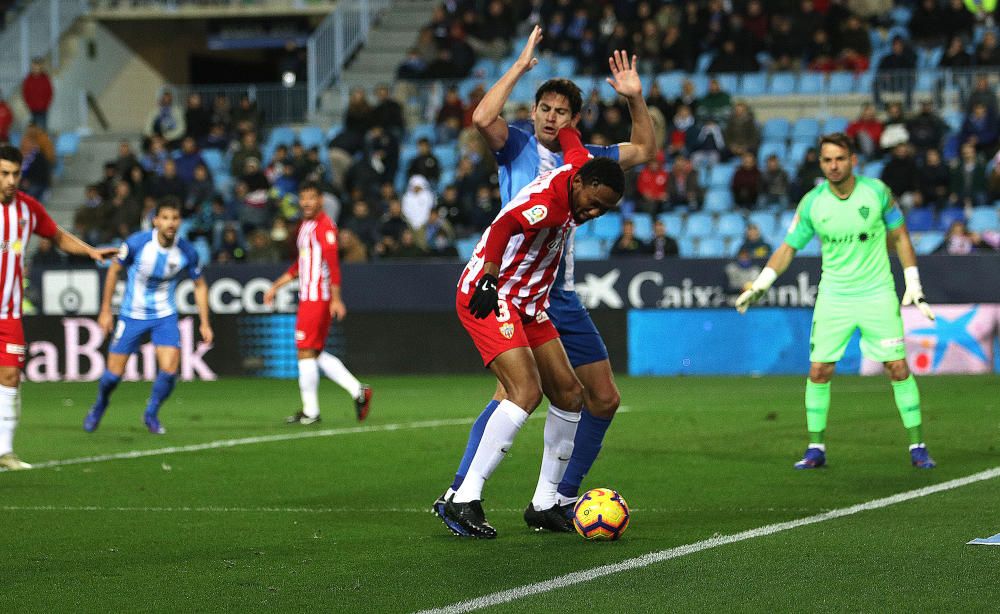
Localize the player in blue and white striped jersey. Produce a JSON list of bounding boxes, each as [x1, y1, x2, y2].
[[84, 197, 213, 434]]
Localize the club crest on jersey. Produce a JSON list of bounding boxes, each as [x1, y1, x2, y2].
[[858, 206, 870, 219], [499, 323, 514, 339], [117, 243, 129, 261], [0, 241, 8, 252], [326, 230, 336, 245], [521, 205, 548, 225]]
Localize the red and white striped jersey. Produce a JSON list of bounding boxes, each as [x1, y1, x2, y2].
[[458, 164, 577, 317], [0, 192, 57, 319], [287, 212, 341, 303]]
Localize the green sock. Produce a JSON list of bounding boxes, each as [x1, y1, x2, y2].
[[891, 374, 923, 445], [805, 379, 831, 443]]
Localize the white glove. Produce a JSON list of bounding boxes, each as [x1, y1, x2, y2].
[[736, 267, 777, 314], [901, 266, 935, 321]]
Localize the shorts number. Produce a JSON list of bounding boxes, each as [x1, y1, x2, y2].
[[496, 300, 511, 322]]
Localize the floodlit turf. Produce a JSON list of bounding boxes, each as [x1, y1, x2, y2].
[[3, 375, 999, 612]]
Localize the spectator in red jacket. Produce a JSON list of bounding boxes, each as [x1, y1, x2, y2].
[[21, 58, 53, 130], [636, 151, 668, 214], [845, 103, 883, 158], [0, 90, 12, 142]]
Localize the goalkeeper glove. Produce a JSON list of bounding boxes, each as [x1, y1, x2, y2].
[[901, 266, 935, 321], [469, 273, 500, 319], [735, 267, 777, 314]]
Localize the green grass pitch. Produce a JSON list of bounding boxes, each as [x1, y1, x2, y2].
[[3, 375, 999, 612]]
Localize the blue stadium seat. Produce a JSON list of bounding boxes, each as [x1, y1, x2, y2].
[[717, 212, 745, 236], [629, 215, 654, 241], [905, 207, 935, 232], [695, 52, 715, 73], [823, 116, 849, 134], [791, 118, 821, 143], [862, 160, 885, 178], [714, 73, 739, 94], [408, 122, 437, 145], [657, 212, 684, 234], [798, 73, 824, 94], [201, 149, 225, 175], [703, 189, 733, 213], [739, 73, 768, 96], [432, 144, 458, 170], [553, 56, 577, 77], [762, 118, 790, 141], [827, 72, 855, 94], [770, 73, 797, 96], [695, 236, 726, 258], [574, 237, 606, 260], [298, 126, 325, 149], [915, 70, 937, 93], [267, 126, 296, 148], [685, 212, 714, 237], [678, 235, 697, 257], [457, 237, 479, 261], [470, 58, 498, 80], [779, 210, 796, 232], [938, 207, 966, 231], [510, 79, 536, 105], [498, 57, 518, 76], [890, 5, 912, 25], [968, 206, 999, 232], [656, 72, 686, 97], [912, 231, 944, 254], [570, 75, 598, 95], [590, 213, 622, 241], [708, 163, 737, 188], [758, 142, 788, 165], [55, 132, 80, 158], [688, 74, 710, 96], [787, 142, 812, 169], [748, 211, 777, 237], [193, 238, 212, 267]]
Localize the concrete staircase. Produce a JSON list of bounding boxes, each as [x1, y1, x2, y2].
[[47, 133, 138, 228], [318, 0, 436, 122]]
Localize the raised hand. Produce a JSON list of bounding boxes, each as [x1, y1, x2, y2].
[[606, 50, 643, 99], [515, 25, 543, 73]]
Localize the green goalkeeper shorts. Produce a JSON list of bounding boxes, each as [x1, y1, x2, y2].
[[809, 290, 906, 363]]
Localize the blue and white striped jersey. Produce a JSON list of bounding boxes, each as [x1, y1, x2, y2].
[[494, 124, 620, 291], [117, 230, 201, 320]]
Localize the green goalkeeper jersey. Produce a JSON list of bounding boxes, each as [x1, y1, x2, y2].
[[784, 175, 905, 296]]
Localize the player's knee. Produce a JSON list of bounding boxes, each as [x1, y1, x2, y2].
[[507, 383, 543, 413], [884, 360, 909, 381], [809, 364, 834, 383], [586, 387, 620, 418], [551, 381, 584, 413]]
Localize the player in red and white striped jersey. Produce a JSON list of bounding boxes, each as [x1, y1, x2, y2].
[[0, 145, 117, 469], [264, 181, 371, 426], [443, 128, 625, 538]]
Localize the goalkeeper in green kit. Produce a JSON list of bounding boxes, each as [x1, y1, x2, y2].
[[736, 133, 937, 470]]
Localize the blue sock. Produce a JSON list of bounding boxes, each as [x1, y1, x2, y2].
[[93, 371, 121, 413], [450, 399, 501, 491], [145, 371, 177, 417], [557, 408, 613, 500]]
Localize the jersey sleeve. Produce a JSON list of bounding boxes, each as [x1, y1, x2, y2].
[[116, 233, 144, 267], [495, 124, 531, 164], [877, 180, 905, 230], [27, 196, 58, 239], [322, 222, 341, 287], [557, 128, 590, 168], [584, 143, 620, 162], [179, 240, 203, 280], [784, 194, 817, 250]]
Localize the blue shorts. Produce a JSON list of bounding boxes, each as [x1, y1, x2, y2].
[[547, 288, 608, 368], [109, 315, 180, 355]]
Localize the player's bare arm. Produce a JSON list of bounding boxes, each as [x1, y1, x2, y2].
[[889, 223, 935, 320], [98, 259, 122, 335], [735, 243, 798, 314], [605, 51, 656, 170], [52, 227, 118, 262], [264, 272, 296, 306], [472, 25, 542, 151], [329, 284, 347, 321], [193, 277, 214, 345]]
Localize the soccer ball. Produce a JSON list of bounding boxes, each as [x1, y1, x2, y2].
[[572, 488, 630, 541]]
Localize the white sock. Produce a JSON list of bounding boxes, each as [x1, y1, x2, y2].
[[0, 384, 18, 456], [453, 400, 529, 503], [808, 443, 826, 452], [298, 359, 320, 418], [531, 405, 581, 511], [317, 352, 362, 399]]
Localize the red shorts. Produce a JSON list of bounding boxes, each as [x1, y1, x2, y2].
[[456, 291, 560, 366], [295, 301, 333, 351], [0, 319, 26, 368]]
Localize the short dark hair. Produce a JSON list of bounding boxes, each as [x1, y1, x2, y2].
[[576, 157, 625, 197], [0, 144, 22, 166], [819, 132, 854, 155], [299, 180, 322, 195], [156, 196, 182, 215], [535, 79, 583, 116]]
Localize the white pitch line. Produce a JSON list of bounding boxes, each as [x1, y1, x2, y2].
[[418, 466, 1000, 614], [15, 417, 474, 471]]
